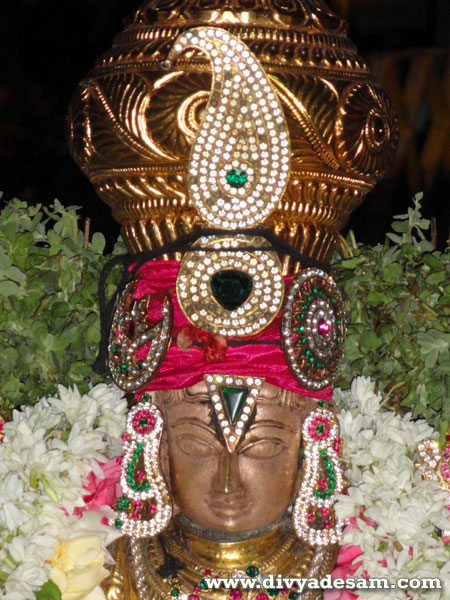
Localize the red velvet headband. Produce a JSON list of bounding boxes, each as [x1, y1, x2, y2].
[[131, 259, 332, 402]]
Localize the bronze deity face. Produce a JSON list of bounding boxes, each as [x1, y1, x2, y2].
[[155, 381, 314, 533]]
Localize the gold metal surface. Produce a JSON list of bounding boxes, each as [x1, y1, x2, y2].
[[103, 521, 337, 600], [67, 0, 398, 266]]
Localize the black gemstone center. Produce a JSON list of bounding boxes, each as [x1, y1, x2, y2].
[[210, 270, 253, 311]]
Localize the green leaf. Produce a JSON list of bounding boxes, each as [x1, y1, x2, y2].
[[0, 254, 12, 271], [4, 266, 26, 283], [91, 232, 106, 254], [35, 580, 62, 600], [427, 271, 448, 284], [417, 331, 450, 369], [0, 280, 19, 297], [360, 331, 383, 351], [423, 253, 443, 270]]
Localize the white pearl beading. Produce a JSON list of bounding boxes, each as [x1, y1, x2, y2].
[[166, 27, 291, 229], [293, 407, 345, 546], [205, 374, 264, 451], [109, 401, 172, 537], [176, 235, 284, 336]]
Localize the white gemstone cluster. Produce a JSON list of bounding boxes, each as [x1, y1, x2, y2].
[[417, 438, 450, 538], [293, 407, 345, 546], [205, 374, 264, 451], [167, 27, 291, 229], [108, 282, 172, 391], [176, 235, 284, 336], [417, 438, 441, 480], [110, 401, 172, 537]]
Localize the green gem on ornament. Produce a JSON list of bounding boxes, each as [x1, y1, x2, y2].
[[115, 518, 123, 529], [200, 580, 208, 590], [139, 417, 148, 427], [267, 589, 279, 597], [210, 270, 253, 311], [171, 588, 180, 598], [289, 593, 299, 600], [246, 565, 259, 577], [226, 168, 247, 188]]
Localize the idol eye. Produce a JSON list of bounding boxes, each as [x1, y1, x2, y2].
[[240, 439, 286, 459], [175, 434, 218, 457]]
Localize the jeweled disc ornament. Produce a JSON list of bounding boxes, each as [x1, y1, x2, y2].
[[108, 281, 172, 391], [166, 27, 291, 230], [205, 374, 263, 452], [176, 235, 284, 336], [281, 269, 345, 390], [111, 399, 172, 537]]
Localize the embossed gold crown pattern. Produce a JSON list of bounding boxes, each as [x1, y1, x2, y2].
[[66, 0, 399, 268]]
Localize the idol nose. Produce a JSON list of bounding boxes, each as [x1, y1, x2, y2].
[[214, 447, 245, 498]]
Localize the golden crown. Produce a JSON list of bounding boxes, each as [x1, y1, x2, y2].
[[67, 0, 398, 268]]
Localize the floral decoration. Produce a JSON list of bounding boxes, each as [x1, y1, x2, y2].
[[329, 377, 450, 600], [0, 383, 127, 600]]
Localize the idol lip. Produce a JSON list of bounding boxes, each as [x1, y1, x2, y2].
[[208, 499, 253, 516]]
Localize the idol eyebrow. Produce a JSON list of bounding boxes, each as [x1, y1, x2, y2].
[[171, 418, 215, 433], [249, 419, 298, 434]]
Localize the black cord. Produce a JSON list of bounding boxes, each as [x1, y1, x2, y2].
[[93, 227, 331, 375], [155, 534, 184, 579]]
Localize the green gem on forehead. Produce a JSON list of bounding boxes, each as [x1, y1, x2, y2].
[[226, 168, 247, 188], [222, 387, 249, 423]]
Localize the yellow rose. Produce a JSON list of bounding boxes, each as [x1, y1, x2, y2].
[[50, 535, 109, 600]]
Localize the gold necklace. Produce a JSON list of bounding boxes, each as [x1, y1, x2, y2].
[[128, 524, 316, 600]]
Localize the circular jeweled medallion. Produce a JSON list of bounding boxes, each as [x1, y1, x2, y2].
[[281, 269, 346, 390], [176, 235, 284, 336]]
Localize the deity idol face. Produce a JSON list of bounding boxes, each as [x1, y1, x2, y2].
[[156, 381, 313, 533]]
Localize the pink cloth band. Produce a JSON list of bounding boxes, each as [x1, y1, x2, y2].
[[131, 259, 332, 402]]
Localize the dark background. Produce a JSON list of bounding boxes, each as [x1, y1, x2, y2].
[[0, 0, 449, 250]]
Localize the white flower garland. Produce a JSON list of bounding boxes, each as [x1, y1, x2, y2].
[[334, 377, 450, 599], [1, 377, 450, 599], [0, 383, 127, 600]]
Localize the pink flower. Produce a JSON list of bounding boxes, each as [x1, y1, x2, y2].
[[74, 459, 122, 518], [323, 527, 363, 600]]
